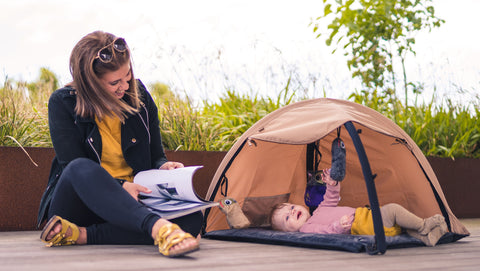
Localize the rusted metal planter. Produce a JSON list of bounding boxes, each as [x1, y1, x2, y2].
[[0, 147, 226, 231], [427, 157, 480, 219], [0, 146, 478, 231]]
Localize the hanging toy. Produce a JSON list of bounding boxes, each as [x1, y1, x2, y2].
[[330, 131, 346, 182], [304, 171, 327, 209], [218, 197, 251, 229], [304, 141, 327, 211]]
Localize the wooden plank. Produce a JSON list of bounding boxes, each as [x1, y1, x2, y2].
[[0, 219, 479, 271]]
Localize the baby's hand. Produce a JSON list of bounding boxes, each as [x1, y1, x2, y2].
[[322, 168, 338, 186], [340, 215, 352, 229]]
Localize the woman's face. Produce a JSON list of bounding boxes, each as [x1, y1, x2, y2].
[[99, 63, 132, 99]]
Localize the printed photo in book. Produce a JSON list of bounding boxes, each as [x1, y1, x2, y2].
[[134, 165, 218, 219]]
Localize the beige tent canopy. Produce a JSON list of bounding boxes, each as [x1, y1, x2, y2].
[[204, 98, 469, 253]]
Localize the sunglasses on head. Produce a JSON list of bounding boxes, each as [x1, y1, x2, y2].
[[95, 37, 127, 63]]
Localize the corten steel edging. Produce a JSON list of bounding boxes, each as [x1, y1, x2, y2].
[[0, 147, 226, 231], [427, 156, 480, 219], [0, 146, 478, 231]]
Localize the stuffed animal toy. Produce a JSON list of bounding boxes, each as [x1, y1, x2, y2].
[[330, 136, 346, 182], [218, 197, 251, 229], [304, 171, 327, 209]]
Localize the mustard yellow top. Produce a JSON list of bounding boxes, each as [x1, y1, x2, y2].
[[95, 114, 134, 183]]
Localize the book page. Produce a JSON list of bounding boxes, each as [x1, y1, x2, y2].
[[134, 165, 205, 203], [140, 198, 207, 211]]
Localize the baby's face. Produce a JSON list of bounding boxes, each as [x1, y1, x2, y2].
[[272, 203, 311, 232]]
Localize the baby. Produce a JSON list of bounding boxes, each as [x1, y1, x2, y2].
[[270, 168, 448, 246]]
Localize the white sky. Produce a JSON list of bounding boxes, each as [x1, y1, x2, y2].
[[1, 0, 479, 102]]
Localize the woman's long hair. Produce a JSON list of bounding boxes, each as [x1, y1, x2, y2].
[[67, 31, 141, 122]]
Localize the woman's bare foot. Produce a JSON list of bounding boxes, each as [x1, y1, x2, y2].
[[44, 220, 87, 245], [151, 219, 199, 256]]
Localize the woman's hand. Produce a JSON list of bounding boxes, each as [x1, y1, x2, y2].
[[123, 182, 152, 201], [159, 161, 184, 170]]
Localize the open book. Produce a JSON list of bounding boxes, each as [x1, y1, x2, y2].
[[134, 165, 219, 219]]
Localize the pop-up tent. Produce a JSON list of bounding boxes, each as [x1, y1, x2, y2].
[[203, 98, 469, 254]]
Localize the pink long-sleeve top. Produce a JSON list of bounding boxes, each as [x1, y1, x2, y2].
[[299, 183, 356, 234]]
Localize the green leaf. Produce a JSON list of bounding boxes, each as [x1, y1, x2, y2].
[[324, 4, 332, 16]]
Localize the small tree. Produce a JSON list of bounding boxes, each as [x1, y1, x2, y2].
[[313, 0, 444, 108]]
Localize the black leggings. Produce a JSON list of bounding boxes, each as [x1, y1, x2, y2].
[[48, 158, 203, 245]]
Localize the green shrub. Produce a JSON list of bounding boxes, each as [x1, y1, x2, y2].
[[0, 77, 50, 147], [155, 88, 298, 151], [350, 90, 480, 158], [1, 69, 478, 159]]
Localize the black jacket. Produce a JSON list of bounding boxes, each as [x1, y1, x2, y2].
[[37, 80, 168, 227]]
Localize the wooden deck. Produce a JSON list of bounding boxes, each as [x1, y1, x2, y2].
[[1, 218, 479, 271]]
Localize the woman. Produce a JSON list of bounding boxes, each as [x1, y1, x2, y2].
[[37, 31, 201, 257]]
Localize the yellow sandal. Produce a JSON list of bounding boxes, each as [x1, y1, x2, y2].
[[40, 215, 80, 247], [154, 223, 199, 257]]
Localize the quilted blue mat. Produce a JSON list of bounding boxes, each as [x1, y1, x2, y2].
[[204, 228, 467, 253]]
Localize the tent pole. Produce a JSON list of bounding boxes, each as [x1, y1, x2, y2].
[[344, 121, 387, 255]]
